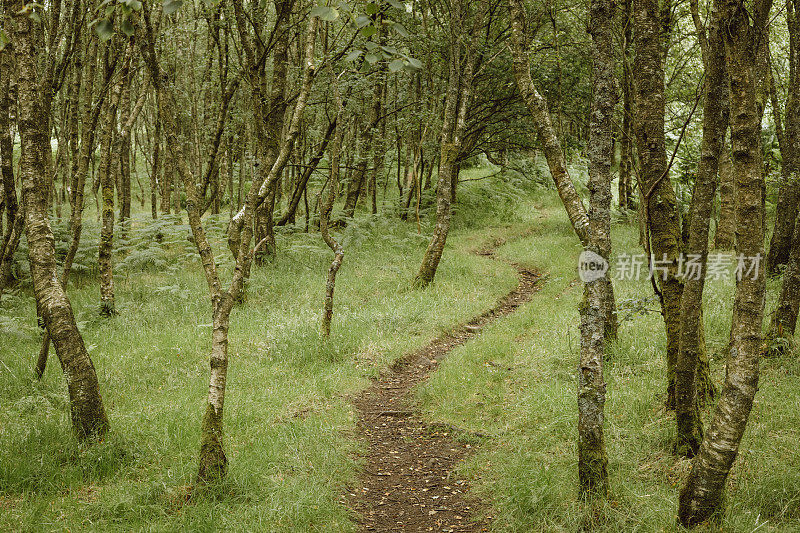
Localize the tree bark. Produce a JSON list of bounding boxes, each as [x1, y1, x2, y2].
[[676, 0, 727, 457], [633, 0, 684, 408], [0, 13, 23, 299], [320, 78, 344, 337], [98, 43, 125, 317], [619, 0, 634, 210], [714, 135, 735, 249], [577, 0, 616, 495], [509, 0, 590, 246], [13, 0, 110, 440], [766, 0, 800, 273], [414, 0, 479, 287], [678, 0, 771, 524]]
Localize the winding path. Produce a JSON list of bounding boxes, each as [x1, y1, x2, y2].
[[346, 236, 542, 532]]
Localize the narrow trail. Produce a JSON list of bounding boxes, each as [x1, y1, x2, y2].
[[346, 236, 542, 532]]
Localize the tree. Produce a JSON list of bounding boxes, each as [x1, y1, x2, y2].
[[766, 2, 800, 274], [139, 1, 319, 482], [632, 0, 686, 409], [413, 0, 481, 287], [576, 0, 617, 495], [678, 0, 771, 524], [675, 0, 728, 457], [12, 0, 110, 441]]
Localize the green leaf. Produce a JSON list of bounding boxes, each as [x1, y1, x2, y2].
[[364, 51, 380, 65], [391, 22, 409, 37], [387, 0, 405, 10], [311, 5, 339, 21], [406, 57, 422, 69], [163, 0, 183, 15], [365, 41, 379, 50], [121, 0, 142, 10], [360, 25, 377, 38], [345, 49, 362, 62], [95, 19, 114, 41], [121, 17, 134, 37], [0, 29, 9, 51], [355, 15, 371, 28], [388, 58, 404, 72], [365, 2, 379, 15], [381, 45, 397, 55]]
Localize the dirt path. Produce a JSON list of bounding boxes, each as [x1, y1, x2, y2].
[[346, 238, 541, 532]]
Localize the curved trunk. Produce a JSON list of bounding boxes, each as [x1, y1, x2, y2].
[[13, 0, 109, 440]]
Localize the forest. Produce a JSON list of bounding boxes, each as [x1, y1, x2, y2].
[[1, 0, 799, 530]]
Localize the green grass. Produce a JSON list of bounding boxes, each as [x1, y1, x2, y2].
[[0, 165, 518, 531], [2, 163, 800, 531], [418, 189, 800, 532]]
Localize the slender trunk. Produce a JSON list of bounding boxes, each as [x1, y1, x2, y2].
[[676, 0, 727, 457], [117, 53, 134, 237], [277, 119, 336, 226], [767, 208, 800, 352], [619, 0, 633, 210], [578, 0, 615, 495], [0, 16, 22, 298], [151, 115, 160, 219], [13, 0, 109, 440], [508, 0, 590, 246], [714, 135, 735, 249], [633, 0, 683, 408], [320, 80, 344, 337], [414, 0, 478, 287], [37, 32, 105, 379], [98, 46, 125, 317], [678, 0, 770, 524], [766, 1, 800, 272]]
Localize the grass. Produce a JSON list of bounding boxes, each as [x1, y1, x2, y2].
[[0, 165, 518, 531], [2, 161, 800, 531], [418, 187, 800, 532]]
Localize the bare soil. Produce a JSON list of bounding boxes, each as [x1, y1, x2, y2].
[[346, 241, 541, 532]]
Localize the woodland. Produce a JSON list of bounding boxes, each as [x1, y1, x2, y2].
[[1, 0, 800, 530]]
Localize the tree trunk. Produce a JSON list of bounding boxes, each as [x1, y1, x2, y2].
[[13, 0, 110, 440], [633, 0, 684, 409], [414, 0, 479, 287], [676, 0, 727, 457], [619, 0, 634, 211], [766, 0, 799, 273], [320, 79, 345, 337], [509, 0, 590, 246], [98, 44, 125, 317], [678, 0, 770, 524], [714, 135, 735, 249], [37, 31, 107, 379], [0, 16, 22, 298], [578, 0, 615, 495]]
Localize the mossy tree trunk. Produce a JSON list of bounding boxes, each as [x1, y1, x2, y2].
[[675, 0, 727, 458], [0, 15, 23, 300], [678, 0, 770, 524], [13, 0, 110, 440], [320, 77, 345, 338], [509, 0, 618, 340], [632, 0, 686, 409], [98, 42, 126, 317], [414, 0, 482, 288], [577, 0, 616, 496], [140, 2, 319, 484]]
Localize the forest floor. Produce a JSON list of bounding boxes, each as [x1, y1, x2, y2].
[[346, 237, 540, 532]]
